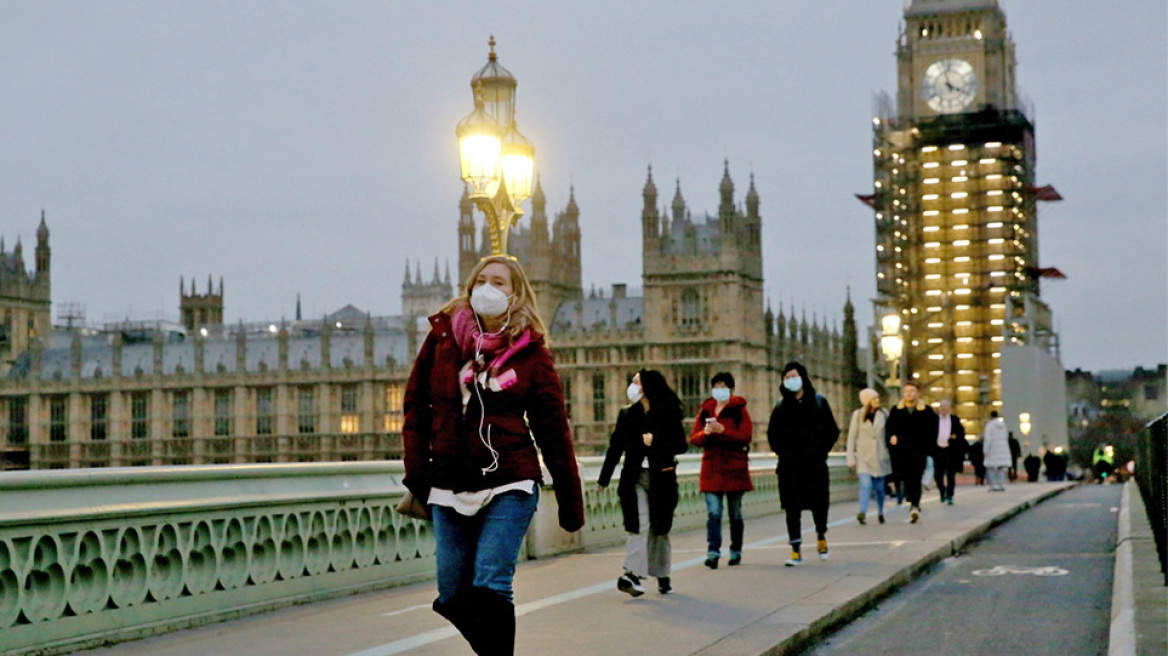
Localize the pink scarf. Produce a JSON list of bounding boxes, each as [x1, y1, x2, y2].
[[450, 308, 532, 374]]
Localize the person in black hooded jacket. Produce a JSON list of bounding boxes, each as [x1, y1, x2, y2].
[[767, 361, 839, 566]]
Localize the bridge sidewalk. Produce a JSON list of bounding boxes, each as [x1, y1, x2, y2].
[[81, 482, 1073, 656]]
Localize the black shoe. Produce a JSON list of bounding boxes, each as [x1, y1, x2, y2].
[[878, 514, 886, 524], [704, 555, 719, 570], [617, 572, 644, 597], [657, 577, 672, 594], [728, 553, 742, 566]]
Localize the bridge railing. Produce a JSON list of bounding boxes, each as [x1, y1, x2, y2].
[[0, 454, 855, 656], [1135, 412, 1167, 584]]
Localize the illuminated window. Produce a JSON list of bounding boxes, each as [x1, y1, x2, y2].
[[987, 222, 1003, 228], [924, 162, 940, 169], [923, 194, 939, 200], [923, 210, 940, 216], [926, 258, 941, 264], [953, 239, 970, 246], [955, 256, 971, 262], [384, 384, 404, 432], [987, 190, 1003, 196], [985, 142, 1001, 148], [951, 160, 968, 166], [924, 177, 940, 184], [979, 158, 996, 164], [948, 144, 966, 151], [922, 146, 938, 153], [951, 192, 968, 199], [923, 226, 940, 232], [341, 385, 359, 434]]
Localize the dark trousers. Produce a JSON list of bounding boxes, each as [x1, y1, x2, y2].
[[900, 454, 927, 508], [933, 451, 958, 501], [785, 503, 828, 548]]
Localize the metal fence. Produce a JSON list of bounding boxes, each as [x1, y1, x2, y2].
[[1135, 412, 1167, 584]]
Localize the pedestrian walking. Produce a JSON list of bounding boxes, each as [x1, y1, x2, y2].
[[932, 399, 966, 505], [885, 381, 937, 523], [1007, 432, 1021, 481], [845, 388, 891, 525], [768, 361, 840, 566], [599, 370, 688, 596], [969, 438, 986, 485], [982, 411, 1011, 491], [1023, 452, 1041, 482], [690, 372, 754, 569], [401, 255, 584, 656]]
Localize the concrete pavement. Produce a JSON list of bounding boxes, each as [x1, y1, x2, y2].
[[81, 481, 1074, 656]]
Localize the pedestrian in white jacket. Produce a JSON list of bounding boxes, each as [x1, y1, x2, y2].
[[982, 411, 1011, 491]]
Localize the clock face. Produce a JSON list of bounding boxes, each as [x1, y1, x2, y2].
[[922, 58, 978, 113]]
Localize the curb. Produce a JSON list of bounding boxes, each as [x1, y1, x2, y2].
[[1108, 481, 1136, 656], [758, 483, 1075, 656]]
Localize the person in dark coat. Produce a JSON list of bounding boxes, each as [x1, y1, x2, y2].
[[969, 438, 986, 485], [690, 372, 754, 569], [598, 369, 688, 596], [402, 255, 584, 656], [932, 399, 966, 505], [885, 381, 937, 523], [1008, 433, 1021, 481], [767, 361, 839, 566], [1024, 452, 1042, 482]]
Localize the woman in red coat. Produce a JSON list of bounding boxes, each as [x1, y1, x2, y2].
[[690, 372, 754, 568], [402, 255, 584, 656]]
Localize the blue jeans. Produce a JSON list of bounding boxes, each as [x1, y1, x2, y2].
[[704, 491, 744, 557], [858, 473, 886, 516], [431, 488, 539, 604]]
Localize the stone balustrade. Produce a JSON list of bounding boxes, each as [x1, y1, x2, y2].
[[0, 454, 855, 655]]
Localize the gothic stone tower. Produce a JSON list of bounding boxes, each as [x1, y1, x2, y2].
[[180, 276, 224, 335], [0, 213, 51, 374], [401, 259, 453, 321], [871, 0, 1050, 432], [641, 161, 765, 413]]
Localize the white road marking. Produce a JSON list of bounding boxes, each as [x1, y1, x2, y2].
[[380, 604, 432, 617]]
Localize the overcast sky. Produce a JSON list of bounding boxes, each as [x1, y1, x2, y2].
[[0, 1, 1164, 372]]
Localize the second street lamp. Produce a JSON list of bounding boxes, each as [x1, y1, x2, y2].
[[456, 36, 534, 257]]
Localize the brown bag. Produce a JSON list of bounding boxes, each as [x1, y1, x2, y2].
[[395, 491, 431, 521]]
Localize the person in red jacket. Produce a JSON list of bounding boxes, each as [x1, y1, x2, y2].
[[402, 255, 584, 656], [690, 372, 754, 569]]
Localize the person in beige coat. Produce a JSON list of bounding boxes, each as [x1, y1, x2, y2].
[[846, 388, 893, 524]]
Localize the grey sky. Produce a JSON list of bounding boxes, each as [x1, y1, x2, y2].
[[0, 1, 1164, 372]]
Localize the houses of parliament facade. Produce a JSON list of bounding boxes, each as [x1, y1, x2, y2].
[[0, 163, 862, 470]]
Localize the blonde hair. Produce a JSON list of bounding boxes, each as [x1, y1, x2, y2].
[[441, 255, 547, 342]]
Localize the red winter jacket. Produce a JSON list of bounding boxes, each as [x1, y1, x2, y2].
[[689, 396, 755, 493], [401, 312, 585, 533]]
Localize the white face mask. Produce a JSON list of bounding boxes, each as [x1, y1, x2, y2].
[[470, 283, 512, 318], [711, 388, 731, 403], [627, 383, 644, 404], [783, 376, 803, 393]]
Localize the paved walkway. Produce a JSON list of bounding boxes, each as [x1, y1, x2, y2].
[[82, 482, 1074, 656]]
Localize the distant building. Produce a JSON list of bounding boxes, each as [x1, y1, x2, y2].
[[0, 158, 864, 468], [0, 213, 51, 375]]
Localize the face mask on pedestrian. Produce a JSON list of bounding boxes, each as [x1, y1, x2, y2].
[[783, 376, 803, 393], [627, 383, 644, 404], [470, 283, 512, 318], [711, 388, 731, 403]]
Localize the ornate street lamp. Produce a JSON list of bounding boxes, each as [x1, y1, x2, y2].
[[456, 36, 535, 256], [880, 312, 904, 391]]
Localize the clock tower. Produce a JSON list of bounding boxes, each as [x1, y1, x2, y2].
[[898, 0, 1016, 119], [867, 0, 1062, 436]]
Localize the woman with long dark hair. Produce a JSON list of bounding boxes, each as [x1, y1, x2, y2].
[[402, 255, 584, 655], [598, 369, 688, 595]]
